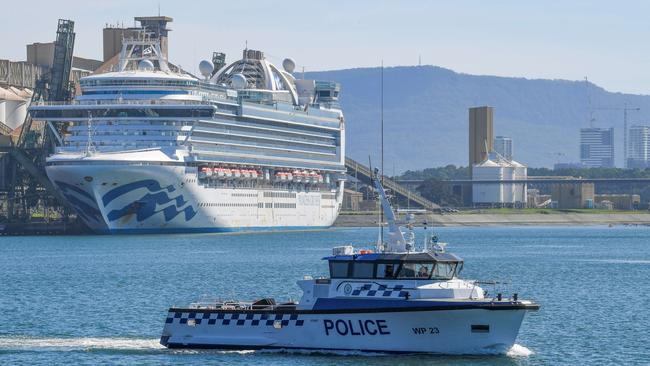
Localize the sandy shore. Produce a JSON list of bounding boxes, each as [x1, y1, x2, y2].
[[334, 212, 650, 227]]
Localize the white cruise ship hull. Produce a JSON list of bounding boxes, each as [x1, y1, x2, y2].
[[46, 163, 342, 234], [160, 306, 529, 354]]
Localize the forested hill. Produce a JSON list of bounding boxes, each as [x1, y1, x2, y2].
[[306, 66, 650, 171]]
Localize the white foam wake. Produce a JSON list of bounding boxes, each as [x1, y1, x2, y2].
[[0, 336, 164, 351], [507, 344, 534, 357]]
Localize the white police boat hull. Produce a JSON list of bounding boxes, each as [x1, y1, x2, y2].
[[160, 303, 535, 354]]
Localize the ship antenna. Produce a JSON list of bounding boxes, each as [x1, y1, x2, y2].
[[380, 60, 384, 247]]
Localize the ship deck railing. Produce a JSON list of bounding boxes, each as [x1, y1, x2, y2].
[[184, 299, 298, 312], [31, 99, 220, 107]]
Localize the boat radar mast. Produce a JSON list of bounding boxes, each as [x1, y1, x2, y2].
[[372, 168, 413, 253]]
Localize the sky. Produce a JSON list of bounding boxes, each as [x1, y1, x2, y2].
[[2, 0, 650, 95]]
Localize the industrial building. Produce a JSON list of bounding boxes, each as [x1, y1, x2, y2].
[[468, 106, 493, 176], [468, 106, 528, 207], [472, 152, 527, 207], [594, 194, 641, 210], [342, 189, 363, 211], [580, 127, 615, 168], [494, 136, 513, 161], [551, 182, 595, 209], [627, 125, 650, 169]]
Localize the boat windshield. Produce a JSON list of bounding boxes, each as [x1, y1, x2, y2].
[[330, 260, 461, 280]]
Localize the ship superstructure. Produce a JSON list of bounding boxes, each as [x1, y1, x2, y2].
[[30, 34, 345, 233]]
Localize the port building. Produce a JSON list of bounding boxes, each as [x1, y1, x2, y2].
[[580, 127, 614, 168], [551, 182, 595, 209]]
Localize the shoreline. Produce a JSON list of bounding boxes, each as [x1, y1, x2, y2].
[[333, 212, 650, 227]]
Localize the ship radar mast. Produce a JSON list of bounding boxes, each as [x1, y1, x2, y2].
[[117, 31, 170, 73]]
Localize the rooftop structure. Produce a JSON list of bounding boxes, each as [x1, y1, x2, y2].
[[103, 16, 173, 62]]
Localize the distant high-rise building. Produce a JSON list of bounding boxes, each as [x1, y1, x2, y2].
[[494, 136, 513, 160], [580, 128, 614, 168], [469, 106, 494, 176], [627, 125, 650, 169]]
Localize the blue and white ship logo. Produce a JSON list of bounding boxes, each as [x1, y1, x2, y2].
[[102, 180, 197, 223]]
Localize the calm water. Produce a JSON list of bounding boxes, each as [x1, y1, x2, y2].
[[1, 226, 649, 365]]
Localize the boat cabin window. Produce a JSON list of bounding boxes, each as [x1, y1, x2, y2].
[[329, 260, 461, 280], [376, 263, 397, 278], [329, 261, 350, 278], [396, 262, 458, 280], [351, 262, 374, 278], [431, 262, 458, 279]]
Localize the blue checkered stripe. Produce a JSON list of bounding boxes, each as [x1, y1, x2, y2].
[[166, 312, 304, 327], [350, 284, 409, 298]]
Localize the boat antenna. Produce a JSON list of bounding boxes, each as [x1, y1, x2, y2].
[[380, 60, 384, 247]]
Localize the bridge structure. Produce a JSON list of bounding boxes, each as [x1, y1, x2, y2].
[[344, 157, 440, 210], [396, 178, 650, 188]]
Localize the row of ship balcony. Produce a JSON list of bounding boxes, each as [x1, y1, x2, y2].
[[199, 166, 329, 184]]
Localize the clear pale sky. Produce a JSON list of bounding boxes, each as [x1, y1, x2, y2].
[[2, 0, 649, 95]]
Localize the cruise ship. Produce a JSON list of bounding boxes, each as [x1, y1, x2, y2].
[[30, 35, 345, 234]]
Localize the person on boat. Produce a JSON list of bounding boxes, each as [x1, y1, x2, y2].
[[385, 264, 394, 278], [418, 265, 430, 278]]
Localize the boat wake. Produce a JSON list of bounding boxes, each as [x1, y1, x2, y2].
[[0, 337, 533, 358], [0, 336, 164, 352], [507, 344, 534, 357]]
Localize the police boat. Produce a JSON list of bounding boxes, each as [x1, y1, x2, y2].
[[160, 171, 539, 354]]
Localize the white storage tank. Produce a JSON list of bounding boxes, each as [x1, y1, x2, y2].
[[472, 152, 527, 206], [511, 160, 528, 204], [472, 158, 505, 204]]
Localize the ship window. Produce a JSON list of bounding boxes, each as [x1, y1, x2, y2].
[[351, 262, 374, 279], [329, 261, 350, 278], [397, 263, 417, 278], [394, 262, 437, 279], [431, 262, 457, 280], [376, 263, 398, 278]]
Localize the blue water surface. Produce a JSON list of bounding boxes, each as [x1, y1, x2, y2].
[[1, 225, 649, 365]]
